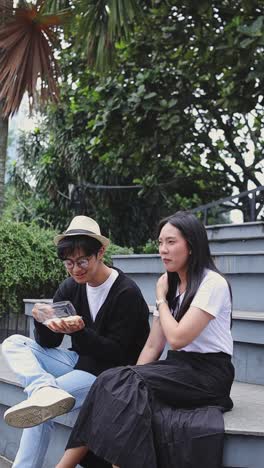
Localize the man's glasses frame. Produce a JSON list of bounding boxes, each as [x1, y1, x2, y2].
[[62, 255, 93, 270]]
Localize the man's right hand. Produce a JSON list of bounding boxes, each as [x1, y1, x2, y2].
[[45, 315, 85, 334]]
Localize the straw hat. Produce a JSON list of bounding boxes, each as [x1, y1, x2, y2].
[[54, 216, 110, 247]]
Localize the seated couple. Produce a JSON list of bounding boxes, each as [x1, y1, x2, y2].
[[3, 212, 234, 468]]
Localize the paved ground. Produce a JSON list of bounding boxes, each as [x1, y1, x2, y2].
[[0, 456, 12, 468]]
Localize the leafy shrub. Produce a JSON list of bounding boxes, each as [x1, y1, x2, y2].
[[0, 221, 65, 316], [0, 221, 133, 316], [105, 243, 133, 264], [141, 239, 158, 254]]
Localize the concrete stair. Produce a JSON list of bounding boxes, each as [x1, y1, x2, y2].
[[112, 221, 264, 467], [206, 221, 264, 253], [112, 251, 264, 311], [0, 456, 12, 468], [0, 349, 263, 468], [1, 221, 264, 467], [0, 348, 81, 467]]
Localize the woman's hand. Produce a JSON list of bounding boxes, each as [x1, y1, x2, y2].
[[156, 272, 169, 300]]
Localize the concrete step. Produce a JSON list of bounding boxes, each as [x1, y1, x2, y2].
[[231, 311, 264, 384], [210, 238, 264, 253], [0, 456, 12, 468], [223, 381, 264, 468], [24, 302, 264, 385], [156, 310, 264, 386], [206, 221, 264, 241], [206, 221, 264, 253], [215, 251, 264, 311], [1, 376, 263, 467], [1, 347, 264, 468], [0, 380, 80, 468], [112, 252, 264, 311], [232, 310, 264, 345]]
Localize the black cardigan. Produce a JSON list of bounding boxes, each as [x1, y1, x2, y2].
[[34, 270, 150, 376]]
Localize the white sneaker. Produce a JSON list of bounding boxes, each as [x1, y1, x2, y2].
[[4, 387, 75, 428]]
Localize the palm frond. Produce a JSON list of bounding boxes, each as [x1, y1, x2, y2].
[[41, 0, 72, 15], [76, 0, 144, 72], [0, 0, 66, 117]]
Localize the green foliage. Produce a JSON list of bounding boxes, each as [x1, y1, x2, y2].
[[141, 239, 158, 254], [104, 242, 134, 265], [9, 0, 264, 247], [74, 0, 146, 71], [0, 219, 132, 316], [0, 220, 65, 316]]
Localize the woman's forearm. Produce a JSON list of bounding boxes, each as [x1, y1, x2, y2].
[[137, 344, 161, 365], [158, 301, 180, 345]]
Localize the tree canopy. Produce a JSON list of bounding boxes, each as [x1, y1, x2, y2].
[[8, 0, 264, 246]]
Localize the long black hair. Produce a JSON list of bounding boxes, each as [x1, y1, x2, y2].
[[158, 211, 232, 322]]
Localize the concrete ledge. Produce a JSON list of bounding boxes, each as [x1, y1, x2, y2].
[[223, 383, 264, 465], [226, 382, 264, 436], [232, 311, 264, 345], [213, 252, 264, 274], [1, 349, 264, 438], [232, 310, 264, 321], [112, 251, 264, 274], [112, 253, 264, 309], [1, 363, 264, 468], [1, 377, 264, 467], [0, 455, 12, 468], [206, 221, 264, 241]]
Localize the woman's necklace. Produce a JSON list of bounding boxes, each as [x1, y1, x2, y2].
[[179, 283, 187, 295]]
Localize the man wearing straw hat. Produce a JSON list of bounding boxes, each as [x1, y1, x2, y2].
[[2, 216, 150, 468]]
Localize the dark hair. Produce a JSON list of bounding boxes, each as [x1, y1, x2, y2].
[[158, 211, 232, 322], [57, 235, 102, 260]]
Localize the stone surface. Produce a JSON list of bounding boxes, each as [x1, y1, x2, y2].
[[0, 456, 12, 468]]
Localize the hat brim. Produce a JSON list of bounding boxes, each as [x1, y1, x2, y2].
[[54, 231, 110, 247]]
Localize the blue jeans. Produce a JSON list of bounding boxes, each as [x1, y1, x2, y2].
[[2, 334, 97, 468]]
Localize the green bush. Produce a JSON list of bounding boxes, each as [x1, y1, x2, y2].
[[0, 221, 133, 316], [105, 243, 133, 264], [141, 239, 158, 254]]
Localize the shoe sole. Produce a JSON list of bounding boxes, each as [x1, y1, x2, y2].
[[4, 396, 75, 428]]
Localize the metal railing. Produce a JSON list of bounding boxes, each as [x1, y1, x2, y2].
[[191, 185, 264, 225], [0, 312, 29, 343]]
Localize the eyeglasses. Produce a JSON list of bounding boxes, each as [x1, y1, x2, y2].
[[62, 256, 93, 270]]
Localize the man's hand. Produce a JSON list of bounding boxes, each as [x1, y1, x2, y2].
[[45, 315, 85, 334]]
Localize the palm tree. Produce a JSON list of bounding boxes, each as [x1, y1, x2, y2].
[[0, 0, 147, 214], [0, 0, 13, 215], [0, 0, 63, 214]]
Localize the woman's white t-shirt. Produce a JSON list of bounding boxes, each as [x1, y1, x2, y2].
[[155, 269, 233, 355]]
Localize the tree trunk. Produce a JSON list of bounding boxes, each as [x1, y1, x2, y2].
[[0, 0, 13, 216], [0, 104, 8, 215]]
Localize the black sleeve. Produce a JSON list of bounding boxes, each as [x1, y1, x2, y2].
[[73, 288, 149, 365], [33, 283, 67, 348]]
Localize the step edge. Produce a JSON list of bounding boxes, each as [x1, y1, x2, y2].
[[232, 310, 264, 321], [212, 251, 264, 256]]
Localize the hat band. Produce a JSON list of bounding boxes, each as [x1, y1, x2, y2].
[[65, 229, 100, 236]]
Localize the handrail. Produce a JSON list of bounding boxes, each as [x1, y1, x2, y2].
[[70, 181, 264, 226], [190, 185, 264, 224]]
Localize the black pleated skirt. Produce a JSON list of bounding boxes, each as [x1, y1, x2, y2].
[[66, 351, 234, 468]]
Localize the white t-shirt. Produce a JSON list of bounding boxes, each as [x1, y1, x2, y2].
[[86, 269, 119, 321], [154, 269, 233, 355]]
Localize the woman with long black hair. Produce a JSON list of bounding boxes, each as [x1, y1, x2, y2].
[[56, 211, 234, 468]]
